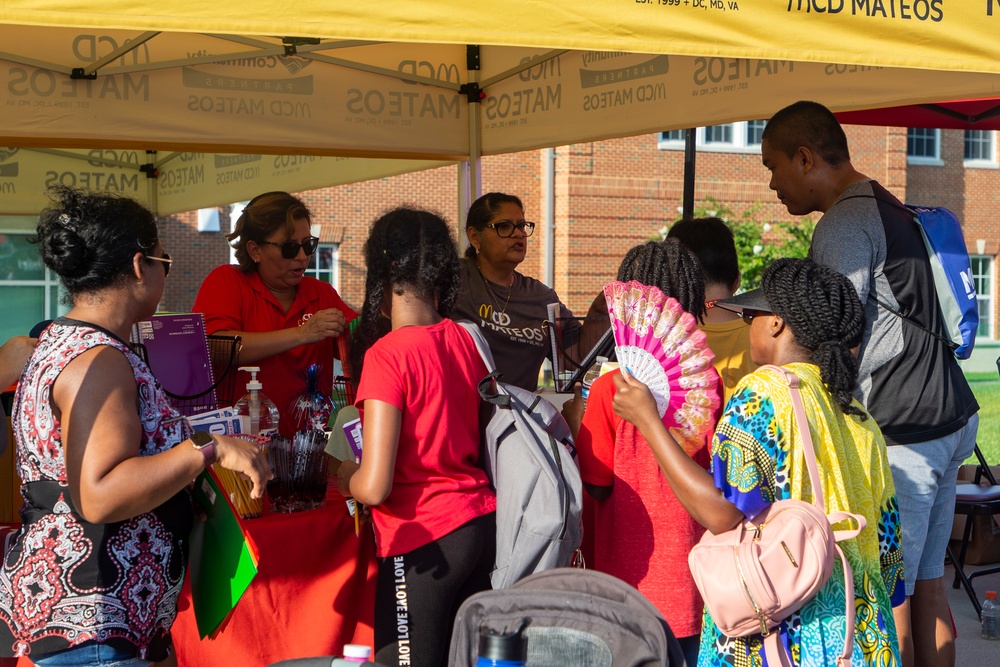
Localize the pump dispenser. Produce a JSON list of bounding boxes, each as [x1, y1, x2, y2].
[[234, 366, 280, 436]]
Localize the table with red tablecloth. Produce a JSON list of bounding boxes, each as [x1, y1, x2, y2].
[[2, 485, 377, 667]]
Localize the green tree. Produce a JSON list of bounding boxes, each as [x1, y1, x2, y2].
[[657, 197, 816, 290]]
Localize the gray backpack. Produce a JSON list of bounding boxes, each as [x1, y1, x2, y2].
[[459, 322, 584, 589], [448, 568, 686, 667]]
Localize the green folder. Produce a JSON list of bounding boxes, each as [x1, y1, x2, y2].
[[189, 469, 260, 638]]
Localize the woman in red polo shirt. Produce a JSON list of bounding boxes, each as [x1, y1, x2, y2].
[[193, 191, 356, 436]]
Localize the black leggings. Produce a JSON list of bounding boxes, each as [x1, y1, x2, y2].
[[373, 512, 496, 667]]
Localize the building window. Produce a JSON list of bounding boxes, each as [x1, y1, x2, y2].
[[0, 229, 69, 343], [964, 130, 997, 167], [906, 128, 941, 164], [657, 121, 767, 153], [970, 255, 994, 339], [306, 243, 340, 288]]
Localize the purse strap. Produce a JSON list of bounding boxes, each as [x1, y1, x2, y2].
[[757, 364, 864, 667], [757, 365, 825, 511]]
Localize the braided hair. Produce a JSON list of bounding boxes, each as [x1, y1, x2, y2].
[[357, 206, 461, 355], [761, 258, 866, 418], [616, 239, 706, 320]]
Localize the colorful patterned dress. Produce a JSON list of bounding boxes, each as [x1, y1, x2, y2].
[[699, 363, 904, 667], [0, 318, 194, 660]]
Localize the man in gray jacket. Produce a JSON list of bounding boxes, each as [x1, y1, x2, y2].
[[760, 101, 979, 667]]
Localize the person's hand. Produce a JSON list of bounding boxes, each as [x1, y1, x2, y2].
[[0, 335, 37, 389], [560, 382, 585, 440], [213, 435, 273, 499], [300, 308, 348, 344], [337, 459, 359, 497], [611, 371, 660, 431]]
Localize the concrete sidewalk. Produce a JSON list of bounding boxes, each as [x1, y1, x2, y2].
[[946, 561, 1000, 663]]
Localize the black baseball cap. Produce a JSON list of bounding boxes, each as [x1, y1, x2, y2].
[[714, 288, 773, 314]]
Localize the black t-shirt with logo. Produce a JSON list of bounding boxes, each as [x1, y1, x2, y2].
[[451, 258, 580, 391]]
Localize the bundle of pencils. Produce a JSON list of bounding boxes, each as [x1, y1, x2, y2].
[[212, 433, 270, 519], [213, 465, 263, 519]]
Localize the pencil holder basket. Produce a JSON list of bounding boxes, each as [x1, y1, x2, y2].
[[266, 430, 330, 513]]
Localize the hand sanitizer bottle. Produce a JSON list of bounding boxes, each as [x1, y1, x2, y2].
[[234, 366, 280, 437]]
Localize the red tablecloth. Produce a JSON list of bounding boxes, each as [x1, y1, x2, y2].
[[2, 485, 377, 667]]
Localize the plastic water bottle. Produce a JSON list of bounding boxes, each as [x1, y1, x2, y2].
[[234, 366, 280, 437], [983, 590, 1000, 640], [476, 619, 529, 666], [580, 355, 608, 412]]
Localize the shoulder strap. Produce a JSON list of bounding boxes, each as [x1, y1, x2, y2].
[[837, 195, 958, 351], [757, 365, 825, 512], [457, 320, 497, 373], [758, 364, 862, 667]]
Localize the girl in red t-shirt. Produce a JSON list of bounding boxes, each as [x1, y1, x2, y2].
[[337, 207, 496, 667]]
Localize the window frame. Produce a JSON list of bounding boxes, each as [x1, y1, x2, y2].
[[657, 120, 767, 154], [970, 254, 994, 340], [963, 130, 998, 169], [0, 223, 69, 341], [305, 242, 340, 289], [906, 128, 943, 166]]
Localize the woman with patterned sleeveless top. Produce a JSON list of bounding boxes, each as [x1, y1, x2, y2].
[[0, 187, 272, 666]]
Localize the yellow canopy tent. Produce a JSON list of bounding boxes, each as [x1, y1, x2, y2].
[[3, 1, 1000, 214]]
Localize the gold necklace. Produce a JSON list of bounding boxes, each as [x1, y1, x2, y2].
[[476, 263, 513, 315]]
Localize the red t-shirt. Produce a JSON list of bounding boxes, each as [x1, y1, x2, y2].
[[575, 369, 720, 638], [193, 265, 356, 436], [356, 319, 496, 558]]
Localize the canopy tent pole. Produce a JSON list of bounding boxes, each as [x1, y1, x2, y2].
[[682, 128, 696, 221], [542, 147, 556, 287], [458, 45, 483, 248]]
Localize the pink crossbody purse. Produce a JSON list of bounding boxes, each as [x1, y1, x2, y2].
[[687, 365, 867, 667]]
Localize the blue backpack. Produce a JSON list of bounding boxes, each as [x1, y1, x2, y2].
[[906, 206, 978, 359], [846, 196, 979, 359]]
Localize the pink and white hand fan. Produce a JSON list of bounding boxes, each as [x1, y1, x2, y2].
[[604, 280, 720, 445]]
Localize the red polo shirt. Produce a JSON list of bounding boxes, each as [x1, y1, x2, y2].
[[193, 265, 356, 436]]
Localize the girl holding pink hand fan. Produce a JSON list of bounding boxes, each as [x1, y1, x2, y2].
[[574, 239, 722, 667]]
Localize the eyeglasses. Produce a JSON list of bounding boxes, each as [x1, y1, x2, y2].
[[741, 308, 770, 325], [145, 253, 172, 277], [486, 220, 535, 238], [258, 236, 320, 259]]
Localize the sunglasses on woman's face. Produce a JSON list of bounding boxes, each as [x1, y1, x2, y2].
[[258, 236, 320, 259], [145, 253, 173, 277], [741, 308, 771, 325]]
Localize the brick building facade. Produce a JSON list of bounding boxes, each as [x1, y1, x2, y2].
[[153, 125, 998, 364]]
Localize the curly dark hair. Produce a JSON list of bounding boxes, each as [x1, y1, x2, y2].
[[228, 191, 311, 271], [761, 258, 866, 418], [464, 192, 524, 259], [616, 239, 706, 320], [33, 185, 159, 298], [357, 206, 461, 354]]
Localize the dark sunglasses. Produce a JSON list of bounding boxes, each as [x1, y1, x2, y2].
[[486, 220, 536, 238], [145, 253, 173, 277], [258, 236, 320, 259], [741, 308, 771, 325]]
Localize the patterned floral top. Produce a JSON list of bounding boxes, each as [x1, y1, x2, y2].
[[0, 318, 194, 660], [699, 363, 905, 667]]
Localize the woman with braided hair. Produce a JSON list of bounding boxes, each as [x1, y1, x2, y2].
[[613, 257, 904, 666], [337, 207, 496, 667], [574, 238, 721, 667]]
